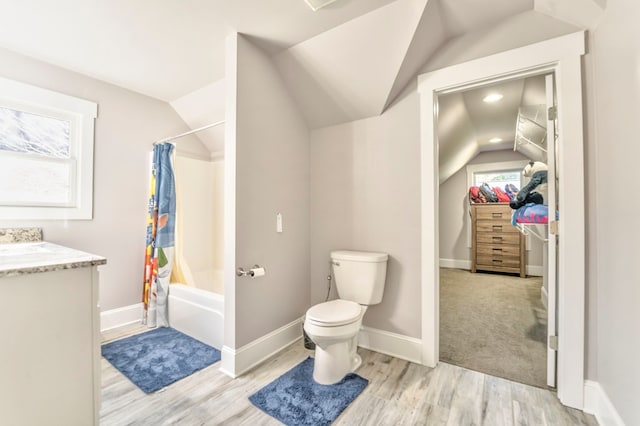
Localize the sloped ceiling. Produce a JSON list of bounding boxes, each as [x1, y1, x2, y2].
[[275, 0, 534, 129], [424, 7, 581, 183], [534, 0, 605, 29], [170, 80, 226, 155], [274, 0, 436, 129], [0, 0, 593, 153], [0, 0, 398, 102], [438, 75, 548, 184]]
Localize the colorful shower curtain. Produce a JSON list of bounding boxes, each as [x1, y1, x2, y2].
[[142, 143, 176, 328]]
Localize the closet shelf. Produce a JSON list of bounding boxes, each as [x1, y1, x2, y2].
[[514, 223, 548, 242], [513, 105, 547, 153]]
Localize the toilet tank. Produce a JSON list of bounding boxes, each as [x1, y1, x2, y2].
[[330, 250, 388, 305]]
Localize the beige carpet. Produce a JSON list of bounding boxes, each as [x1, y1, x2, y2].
[[439, 268, 547, 388]]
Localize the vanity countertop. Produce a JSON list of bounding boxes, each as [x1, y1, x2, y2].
[[0, 241, 106, 278]]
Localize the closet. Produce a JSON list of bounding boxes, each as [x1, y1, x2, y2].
[[437, 72, 560, 389]]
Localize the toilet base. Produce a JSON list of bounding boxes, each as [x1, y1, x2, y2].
[[312, 335, 360, 385]]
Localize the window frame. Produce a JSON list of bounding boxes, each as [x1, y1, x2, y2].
[[0, 76, 97, 220]]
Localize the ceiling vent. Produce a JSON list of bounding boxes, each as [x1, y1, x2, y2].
[[304, 0, 339, 12]]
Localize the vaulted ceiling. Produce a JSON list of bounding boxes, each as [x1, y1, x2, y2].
[[0, 0, 604, 155]]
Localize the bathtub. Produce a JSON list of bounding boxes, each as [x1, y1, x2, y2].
[[168, 283, 224, 349]]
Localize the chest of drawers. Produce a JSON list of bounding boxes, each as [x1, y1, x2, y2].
[[471, 203, 526, 277]]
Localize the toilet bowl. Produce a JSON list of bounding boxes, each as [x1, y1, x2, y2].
[[304, 299, 366, 384], [304, 249, 388, 385]]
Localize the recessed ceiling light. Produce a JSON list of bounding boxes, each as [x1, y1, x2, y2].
[[483, 93, 504, 103], [489, 137, 503, 143], [304, 0, 339, 11]]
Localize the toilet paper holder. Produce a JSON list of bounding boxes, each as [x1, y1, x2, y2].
[[236, 265, 265, 277]]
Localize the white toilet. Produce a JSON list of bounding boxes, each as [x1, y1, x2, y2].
[[304, 250, 388, 385]]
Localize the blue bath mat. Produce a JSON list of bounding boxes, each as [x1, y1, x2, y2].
[[101, 327, 220, 393], [249, 357, 368, 425]]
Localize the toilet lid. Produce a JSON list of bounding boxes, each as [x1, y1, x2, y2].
[[306, 299, 362, 326]]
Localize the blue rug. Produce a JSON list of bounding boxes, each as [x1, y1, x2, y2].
[[249, 357, 368, 425], [101, 327, 220, 393]]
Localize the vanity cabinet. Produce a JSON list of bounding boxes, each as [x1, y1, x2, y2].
[[471, 203, 526, 277], [0, 242, 104, 426]]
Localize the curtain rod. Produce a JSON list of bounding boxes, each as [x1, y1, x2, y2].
[[153, 119, 225, 145]]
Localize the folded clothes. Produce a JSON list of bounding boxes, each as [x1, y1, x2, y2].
[[504, 183, 519, 201], [511, 203, 549, 226]]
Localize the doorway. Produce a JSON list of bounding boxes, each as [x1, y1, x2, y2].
[[436, 75, 550, 388], [418, 32, 586, 408]]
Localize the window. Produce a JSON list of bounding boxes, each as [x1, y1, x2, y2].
[[0, 77, 97, 220], [472, 169, 522, 192]]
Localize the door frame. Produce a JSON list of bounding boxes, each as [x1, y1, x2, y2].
[[417, 32, 586, 409]]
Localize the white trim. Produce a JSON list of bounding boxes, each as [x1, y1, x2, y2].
[[527, 265, 543, 276], [100, 303, 143, 332], [358, 326, 422, 364], [219, 316, 303, 378], [439, 258, 472, 270], [418, 31, 586, 409], [541, 285, 548, 309], [584, 380, 627, 426], [0, 76, 97, 220]]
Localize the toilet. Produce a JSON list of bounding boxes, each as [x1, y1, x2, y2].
[[304, 250, 388, 385]]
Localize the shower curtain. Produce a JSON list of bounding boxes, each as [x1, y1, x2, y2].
[[142, 143, 176, 328]]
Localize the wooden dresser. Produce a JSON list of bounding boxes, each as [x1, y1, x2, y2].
[[471, 203, 526, 277]]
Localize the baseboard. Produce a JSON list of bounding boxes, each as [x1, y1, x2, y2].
[[100, 303, 143, 332], [439, 259, 471, 270], [584, 380, 626, 426], [220, 317, 303, 378], [439, 258, 542, 276], [358, 326, 422, 364], [527, 265, 544, 276], [541, 286, 548, 309]]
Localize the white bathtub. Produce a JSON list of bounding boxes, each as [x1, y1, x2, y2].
[[168, 283, 224, 349]]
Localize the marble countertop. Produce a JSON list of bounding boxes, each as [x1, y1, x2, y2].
[[0, 241, 106, 278]]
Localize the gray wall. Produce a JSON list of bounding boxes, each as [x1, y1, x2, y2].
[[439, 149, 544, 269], [0, 47, 208, 312], [230, 34, 310, 348], [310, 92, 422, 337], [584, 0, 640, 423]]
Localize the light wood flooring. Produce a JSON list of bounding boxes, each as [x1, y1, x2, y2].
[[101, 324, 598, 425]]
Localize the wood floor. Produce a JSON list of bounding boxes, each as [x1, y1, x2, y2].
[[101, 324, 598, 425]]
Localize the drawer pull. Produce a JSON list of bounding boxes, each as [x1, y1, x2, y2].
[[492, 248, 503, 251], [492, 236, 503, 242], [492, 225, 502, 230], [492, 212, 502, 218], [492, 259, 503, 263]]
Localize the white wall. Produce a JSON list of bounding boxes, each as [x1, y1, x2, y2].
[[310, 90, 422, 337], [585, 0, 640, 423], [439, 150, 544, 269], [212, 159, 225, 273], [227, 34, 310, 348], [0, 47, 209, 312]]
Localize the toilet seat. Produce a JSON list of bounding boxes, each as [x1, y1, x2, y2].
[[306, 299, 362, 327]]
